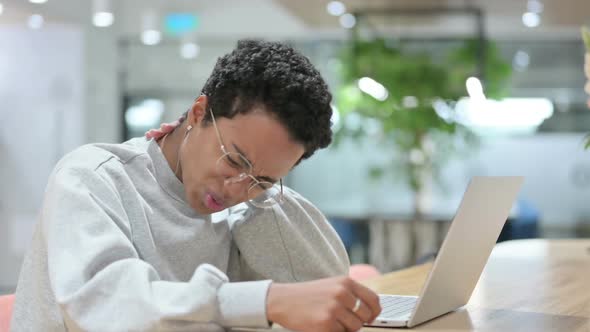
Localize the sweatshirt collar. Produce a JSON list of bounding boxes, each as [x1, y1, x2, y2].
[[147, 138, 197, 215]]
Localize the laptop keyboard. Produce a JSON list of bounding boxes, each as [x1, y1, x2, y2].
[[377, 295, 418, 319]]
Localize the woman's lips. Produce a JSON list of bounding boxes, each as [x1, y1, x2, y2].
[[205, 192, 225, 212]]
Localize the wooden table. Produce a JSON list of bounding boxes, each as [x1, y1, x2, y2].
[[361, 239, 590, 331]]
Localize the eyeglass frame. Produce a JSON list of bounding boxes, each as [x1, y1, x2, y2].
[[207, 107, 284, 207]]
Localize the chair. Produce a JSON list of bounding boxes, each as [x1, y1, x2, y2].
[[0, 294, 15, 332], [349, 264, 381, 281]]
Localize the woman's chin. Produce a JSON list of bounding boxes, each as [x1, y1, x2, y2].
[[185, 191, 208, 214]]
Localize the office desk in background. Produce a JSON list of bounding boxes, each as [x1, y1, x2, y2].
[[362, 239, 590, 331]]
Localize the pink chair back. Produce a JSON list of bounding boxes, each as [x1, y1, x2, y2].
[[0, 294, 15, 332]]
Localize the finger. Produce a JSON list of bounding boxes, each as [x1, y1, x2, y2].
[[160, 126, 174, 133], [160, 123, 173, 131], [161, 123, 180, 133], [350, 299, 374, 324], [336, 307, 364, 332], [149, 130, 165, 139], [350, 282, 381, 321], [337, 286, 358, 309], [330, 319, 347, 332], [145, 129, 158, 139], [338, 289, 372, 323], [154, 131, 167, 139]]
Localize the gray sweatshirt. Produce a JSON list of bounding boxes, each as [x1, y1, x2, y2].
[[10, 137, 349, 332]]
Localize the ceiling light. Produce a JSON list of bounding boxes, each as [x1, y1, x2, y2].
[[522, 12, 540, 28], [180, 42, 200, 59], [141, 29, 161, 45], [513, 50, 530, 71], [93, 12, 114, 27], [526, 0, 544, 13], [339, 13, 356, 29], [92, 0, 114, 27], [27, 14, 44, 29], [326, 1, 346, 16], [141, 10, 161, 45]]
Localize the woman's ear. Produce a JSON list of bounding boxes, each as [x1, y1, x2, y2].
[[187, 95, 208, 128]]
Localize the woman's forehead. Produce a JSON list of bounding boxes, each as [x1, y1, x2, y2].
[[217, 112, 304, 176]]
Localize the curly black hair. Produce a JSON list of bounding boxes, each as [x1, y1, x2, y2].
[[191, 39, 333, 163]]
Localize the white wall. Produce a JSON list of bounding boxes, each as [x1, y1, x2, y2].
[[85, 28, 121, 144], [0, 25, 84, 290]]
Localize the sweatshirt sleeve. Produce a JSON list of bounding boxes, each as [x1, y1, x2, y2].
[[228, 187, 350, 283], [42, 166, 272, 331]]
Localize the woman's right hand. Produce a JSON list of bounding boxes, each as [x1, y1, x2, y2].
[[266, 276, 382, 332]]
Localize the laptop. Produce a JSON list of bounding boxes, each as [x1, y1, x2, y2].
[[365, 176, 524, 328]]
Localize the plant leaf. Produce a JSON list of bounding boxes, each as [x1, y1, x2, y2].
[[582, 26, 590, 51]]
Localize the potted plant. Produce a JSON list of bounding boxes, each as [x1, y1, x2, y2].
[[582, 26, 590, 148], [334, 37, 511, 262]]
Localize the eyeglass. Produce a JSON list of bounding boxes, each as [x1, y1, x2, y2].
[[209, 108, 284, 208]]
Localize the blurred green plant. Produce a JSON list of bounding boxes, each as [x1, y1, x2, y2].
[[582, 26, 590, 49], [332, 37, 514, 263], [581, 26, 590, 149], [333, 37, 511, 214]]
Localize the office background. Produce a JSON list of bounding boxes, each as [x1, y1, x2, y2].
[[1, 0, 589, 293]]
